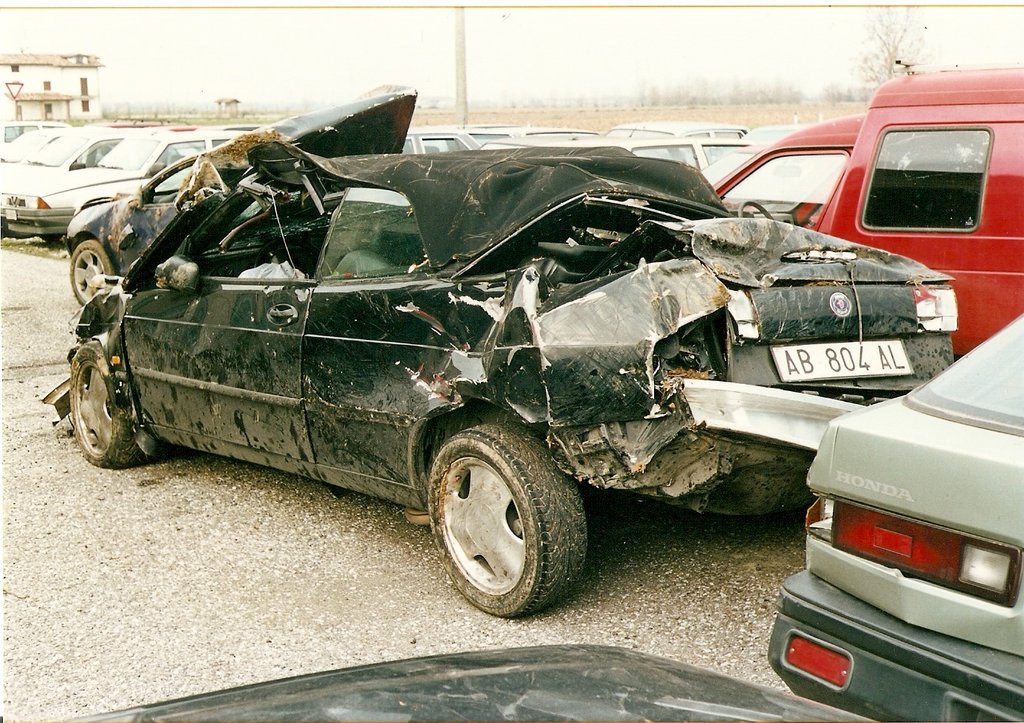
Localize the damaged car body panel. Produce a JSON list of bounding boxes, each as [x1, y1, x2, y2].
[[53, 133, 957, 616], [65, 88, 417, 304]]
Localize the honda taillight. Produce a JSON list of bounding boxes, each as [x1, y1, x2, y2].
[[832, 499, 1021, 606]]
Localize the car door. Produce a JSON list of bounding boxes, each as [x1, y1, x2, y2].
[[302, 187, 497, 506], [122, 190, 324, 476], [110, 160, 196, 271]]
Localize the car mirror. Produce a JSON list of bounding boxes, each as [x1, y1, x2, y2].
[[154, 255, 199, 293], [69, 161, 86, 171]]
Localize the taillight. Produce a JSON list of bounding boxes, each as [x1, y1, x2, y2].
[[913, 285, 958, 332], [783, 634, 852, 689], [832, 499, 1021, 606]]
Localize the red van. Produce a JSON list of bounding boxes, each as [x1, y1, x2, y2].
[[716, 66, 1024, 355]]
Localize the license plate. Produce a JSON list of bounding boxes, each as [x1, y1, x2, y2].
[[4, 208, 15, 221], [771, 340, 913, 382]]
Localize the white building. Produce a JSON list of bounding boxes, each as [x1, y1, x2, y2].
[[1, 53, 103, 122]]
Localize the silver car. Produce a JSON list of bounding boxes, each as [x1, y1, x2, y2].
[[769, 314, 1024, 720]]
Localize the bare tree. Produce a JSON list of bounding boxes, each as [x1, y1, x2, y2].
[[858, 7, 928, 87]]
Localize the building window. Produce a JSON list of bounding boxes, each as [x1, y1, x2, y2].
[[80, 77, 89, 95], [82, 99, 90, 113], [10, 65, 19, 72], [43, 81, 51, 91]]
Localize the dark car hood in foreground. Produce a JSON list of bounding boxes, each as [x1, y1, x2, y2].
[[80, 644, 862, 722]]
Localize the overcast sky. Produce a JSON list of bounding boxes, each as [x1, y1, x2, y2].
[[2, 3, 1022, 109]]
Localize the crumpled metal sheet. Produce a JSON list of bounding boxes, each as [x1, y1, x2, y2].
[[529, 257, 729, 427], [688, 217, 952, 287], [245, 143, 727, 270]]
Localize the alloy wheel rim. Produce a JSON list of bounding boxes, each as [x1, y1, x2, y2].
[[76, 363, 113, 455], [442, 458, 525, 594]]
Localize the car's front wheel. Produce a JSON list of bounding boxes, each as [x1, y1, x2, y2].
[[70, 343, 144, 469], [428, 424, 587, 617], [69, 238, 113, 305]]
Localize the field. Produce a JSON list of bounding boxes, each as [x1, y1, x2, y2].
[[115, 101, 867, 132], [410, 101, 867, 132]]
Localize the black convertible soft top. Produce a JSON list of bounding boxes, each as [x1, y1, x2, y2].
[[247, 143, 728, 267]]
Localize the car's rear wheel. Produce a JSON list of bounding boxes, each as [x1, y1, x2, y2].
[[70, 239, 113, 305], [428, 424, 587, 617], [70, 343, 144, 469]]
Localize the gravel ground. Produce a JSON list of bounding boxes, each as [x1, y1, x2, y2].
[[2, 248, 807, 721]]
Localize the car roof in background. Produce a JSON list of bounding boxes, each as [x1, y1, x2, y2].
[[605, 121, 750, 137], [761, 114, 864, 149], [481, 136, 750, 151], [740, 123, 808, 145]]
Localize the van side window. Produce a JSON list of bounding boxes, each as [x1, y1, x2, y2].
[[864, 129, 990, 231]]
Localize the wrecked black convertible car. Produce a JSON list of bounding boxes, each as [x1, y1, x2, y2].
[[65, 88, 417, 304], [50, 132, 957, 617]]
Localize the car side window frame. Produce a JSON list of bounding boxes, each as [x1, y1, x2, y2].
[[316, 187, 428, 282]]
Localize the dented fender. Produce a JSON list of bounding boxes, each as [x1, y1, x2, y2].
[[498, 257, 731, 428]]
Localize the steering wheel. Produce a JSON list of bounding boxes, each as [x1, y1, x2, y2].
[[738, 200, 775, 220]]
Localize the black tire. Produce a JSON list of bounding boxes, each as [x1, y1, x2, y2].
[[70, 238, 114, 305], [69, 343, 144, 469], [428, 424, 587, 617]]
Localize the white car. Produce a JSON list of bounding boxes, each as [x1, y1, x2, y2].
[[1, 119, 70, 148], [1, 128, 67, 164], [2, 128, 238, 238]]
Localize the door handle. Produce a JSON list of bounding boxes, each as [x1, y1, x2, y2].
[[268, 304, 299, 326]]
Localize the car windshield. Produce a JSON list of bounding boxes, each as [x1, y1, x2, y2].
[[1, 131, 54, 162], [722, 153, 846, 207], [908, 315, 1024, 436], [98, 138, 161, 170], [25, 135, 89, 166]]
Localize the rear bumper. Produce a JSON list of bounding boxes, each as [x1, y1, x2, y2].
[[2, 205, 74, 237], [768, 570, 1024, 721]]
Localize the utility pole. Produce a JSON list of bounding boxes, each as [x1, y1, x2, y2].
[[454, 6, 468, 126]]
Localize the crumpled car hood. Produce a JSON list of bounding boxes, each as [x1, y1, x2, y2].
[[686, 217, 953, 286], [245, 142, 728, 269]]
